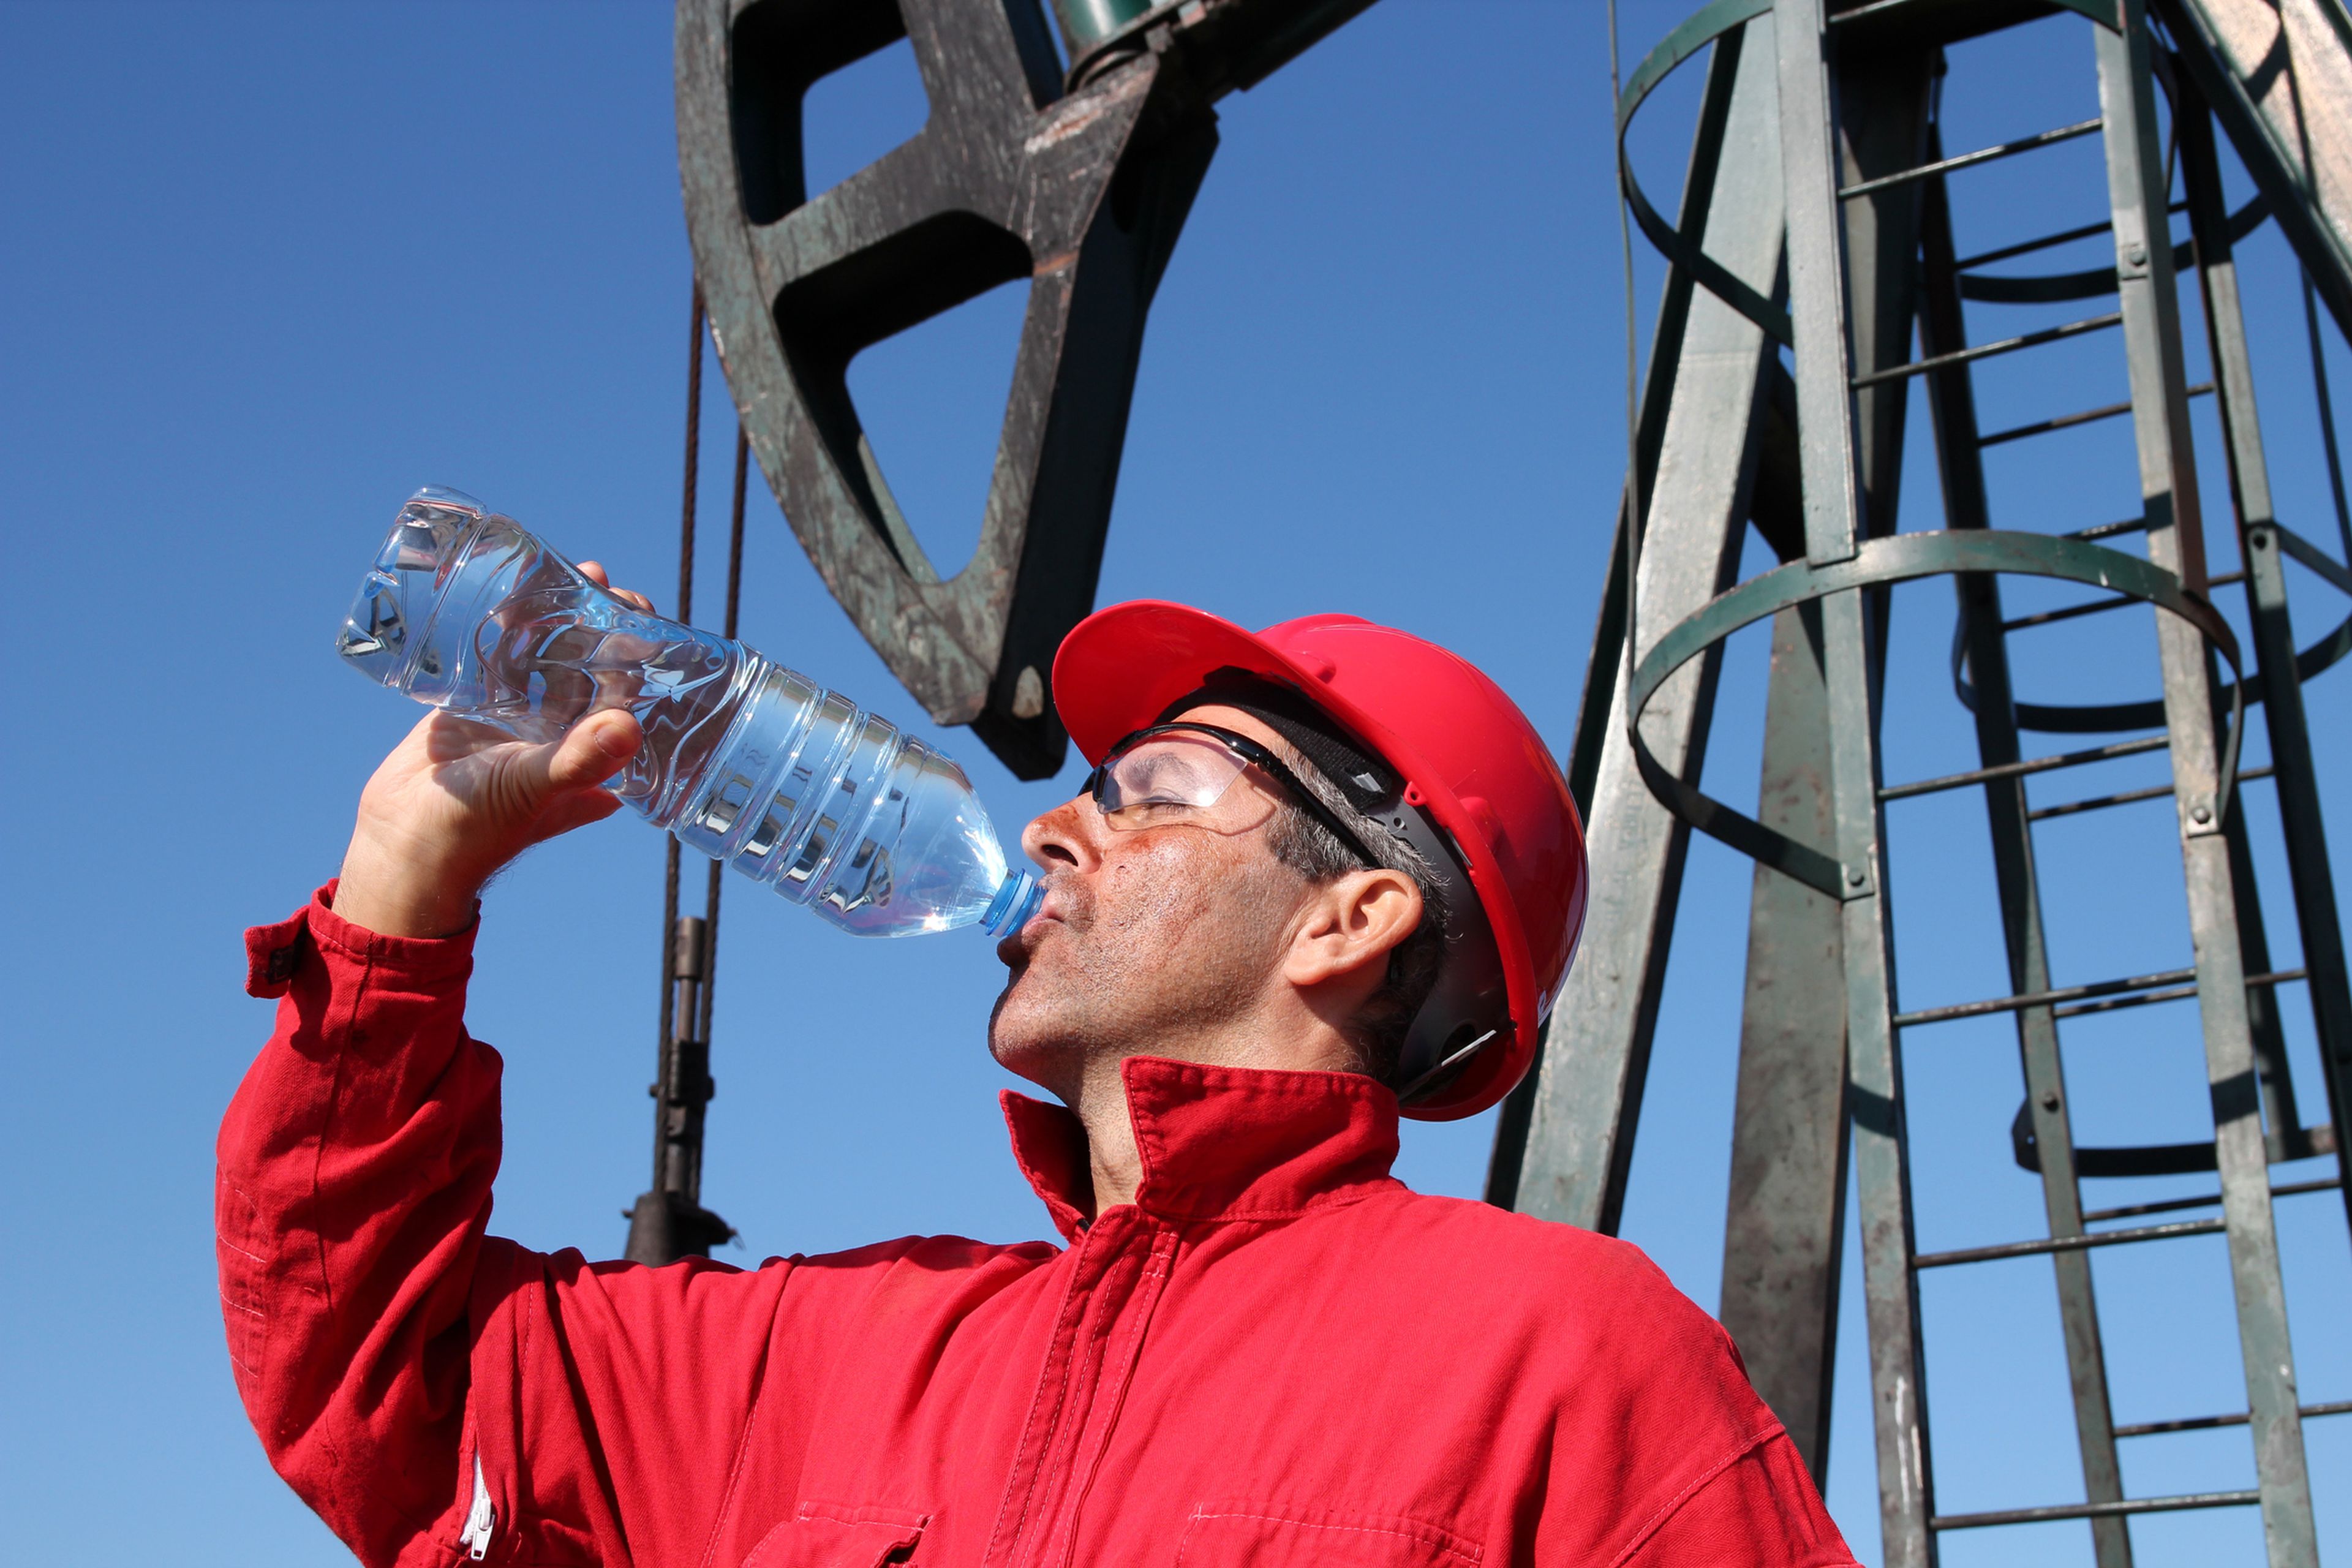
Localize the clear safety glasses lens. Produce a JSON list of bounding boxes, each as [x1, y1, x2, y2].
[[1093, 732, 1255, 824]]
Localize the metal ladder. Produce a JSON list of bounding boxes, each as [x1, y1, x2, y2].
[[1488, 2, 2352, 1562]]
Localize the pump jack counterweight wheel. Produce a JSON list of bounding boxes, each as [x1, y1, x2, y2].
[[675, 0, 1219, 778]]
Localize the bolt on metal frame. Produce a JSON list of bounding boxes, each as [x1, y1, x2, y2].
[[1490, 1, 2351, 1563]]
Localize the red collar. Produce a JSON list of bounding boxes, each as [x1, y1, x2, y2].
[[1000, 1056, 1403, 1242]]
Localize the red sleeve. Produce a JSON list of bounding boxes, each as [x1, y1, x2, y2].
[[1620, 1429, 1857, 1567], [218, 884, 499, 1567], [216, 888, 1004, 1568]]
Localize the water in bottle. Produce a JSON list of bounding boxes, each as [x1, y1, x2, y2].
[[336, 485, 1044, 938]]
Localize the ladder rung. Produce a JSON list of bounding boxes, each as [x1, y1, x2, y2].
[[1961, 216, 2118, 270], [2268, 516, 2352, 597], [1853, 312, 2120, 391], [1980, 382, 2213, 448], [2053, 967, 2303, 1021], [2115, 1397, 2352, 1438], [2029, 782, 2173, 821], [1956, 200, 2190, 270], [1880, 734, 2169, 801], [2002, 592, 2138, 632], [1839, 118, 2103, 202], [2056, 982, 2196, 1017], [2067, 514, 2149, 540], [2082, 1174, 2342, 1223], [2029, 765, 2276, 824], [1898, 966, 2305, 1026], [1914, 1215, 2223, 1270], [1896, 967, 2194, 1025], [1932, 1490, 2258, 1531], [2209, 568, 2246, 587], [1824, 0, 1934, 25]]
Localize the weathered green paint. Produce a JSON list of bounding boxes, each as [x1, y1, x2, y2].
[[2183, 87, 2352, 1240], [2097, 11, 2316, 1558], [1053, 0, 1161, 55]]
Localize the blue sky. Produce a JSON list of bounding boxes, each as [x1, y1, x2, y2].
[[0, 2, 2342, 1564]]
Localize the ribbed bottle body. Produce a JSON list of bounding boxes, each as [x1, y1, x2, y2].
[[667, 665, 1035, 935], [337, 486, 1041, 938]]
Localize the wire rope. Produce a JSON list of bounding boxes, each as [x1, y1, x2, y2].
[[698, 430, 751, 1050], [655, 283, 705, 1088], [1610, 0, 1645, 720]]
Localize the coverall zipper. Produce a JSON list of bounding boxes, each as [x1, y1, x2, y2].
[[983, 1210, 1177, 1568], [458, 1454, 494, 1561]]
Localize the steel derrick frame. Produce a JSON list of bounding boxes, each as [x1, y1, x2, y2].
[[2179, 82, 2352, 1235], [1490, 0, 2343, 1561]]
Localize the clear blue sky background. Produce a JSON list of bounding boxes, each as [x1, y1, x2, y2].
[[1, 2, 2343, 1564]]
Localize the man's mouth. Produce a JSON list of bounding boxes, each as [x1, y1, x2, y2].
[[995, 883, 1072, 967]]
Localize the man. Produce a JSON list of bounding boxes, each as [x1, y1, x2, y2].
[[221, 595, 1856, 1567]]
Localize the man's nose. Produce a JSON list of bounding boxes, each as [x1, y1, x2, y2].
[[1022, 795, 1103, 873]]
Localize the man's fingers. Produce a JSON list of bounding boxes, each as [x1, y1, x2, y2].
[[492, 713, 639, 837], [544, 711, 643, 794], [580, 560, 658, 616], [528, 787, 627, 845], [513, 718, 638, 846], [418, 709, 520, 763]]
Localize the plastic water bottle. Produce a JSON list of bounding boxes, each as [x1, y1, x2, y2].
[[336, 485, 1044, 938]]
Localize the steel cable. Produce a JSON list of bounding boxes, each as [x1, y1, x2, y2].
[[655, 283, 705, 1110]]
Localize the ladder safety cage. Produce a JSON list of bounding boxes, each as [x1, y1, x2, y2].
[[1494, 1, 2352, 1565]]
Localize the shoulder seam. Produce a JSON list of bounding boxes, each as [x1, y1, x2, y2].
[[1602, 1423, 1784, 1568]]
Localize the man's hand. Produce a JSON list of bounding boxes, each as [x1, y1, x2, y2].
[[333, 565, 654, 938]]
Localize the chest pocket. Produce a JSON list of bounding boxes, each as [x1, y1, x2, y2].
[[742, 1502, 929, 1567], [1175, 1502, 1482, 1568]]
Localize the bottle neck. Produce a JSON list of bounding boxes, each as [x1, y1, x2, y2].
[[982, 870, 1044, 936]]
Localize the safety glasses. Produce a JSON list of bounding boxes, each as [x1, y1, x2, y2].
[[1084, 722, 1379, 867]]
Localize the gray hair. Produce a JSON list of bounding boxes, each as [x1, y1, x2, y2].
[[1260, 753, 1450, 1085]]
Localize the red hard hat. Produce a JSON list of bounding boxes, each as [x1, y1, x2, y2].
[[1052, 601, 1588, 1120]]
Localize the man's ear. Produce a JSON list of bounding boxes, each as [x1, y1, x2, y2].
[[1283, 869, 1423, 992]]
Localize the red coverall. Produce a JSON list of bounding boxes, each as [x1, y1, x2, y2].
[[219, 889, 1858, 1568]]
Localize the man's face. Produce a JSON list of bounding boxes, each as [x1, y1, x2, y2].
[[987, 704, 1318, 1095]]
